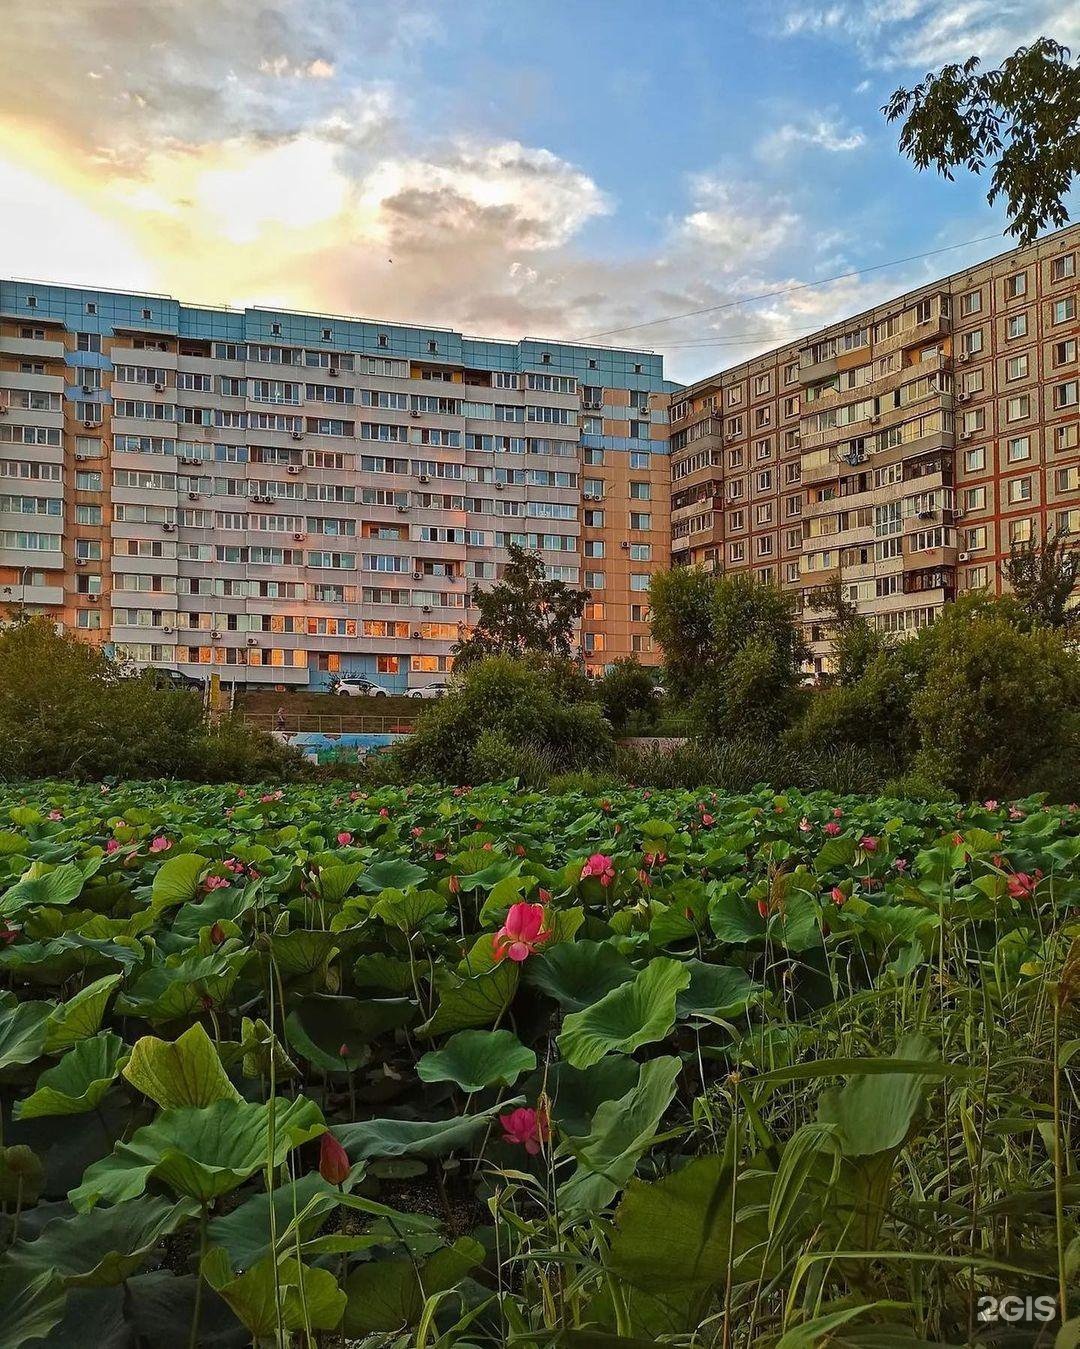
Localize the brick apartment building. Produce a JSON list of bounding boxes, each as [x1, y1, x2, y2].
[[669, 225, 1080, 674]]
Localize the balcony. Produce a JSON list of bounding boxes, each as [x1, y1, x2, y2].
[[0, 336, 66, 361]]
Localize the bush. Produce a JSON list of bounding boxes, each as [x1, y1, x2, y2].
[[794, 639, 929, 758], [911, 604, 1080, 799], [614, 737, 898, 796], [390, 655, 613, 784], [595, 657, 659, 735], [0, 617, 302, 783]]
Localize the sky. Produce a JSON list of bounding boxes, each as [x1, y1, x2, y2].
[[1, 0, 1077, 384]]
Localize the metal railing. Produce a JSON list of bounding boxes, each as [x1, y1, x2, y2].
[[244, 712, 415, 736]]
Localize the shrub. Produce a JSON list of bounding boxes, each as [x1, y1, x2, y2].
[[391, 655, 613, 784], [911, 604, 1080, 799], [595, 657, 659, 735], [614, 737, 898, 796]]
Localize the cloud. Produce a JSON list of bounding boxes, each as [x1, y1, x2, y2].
[[773, 0, 1080, 69], [758, 115, 867, 160]]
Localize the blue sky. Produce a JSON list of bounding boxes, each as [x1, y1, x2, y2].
[[1, 0, 1076, 382]]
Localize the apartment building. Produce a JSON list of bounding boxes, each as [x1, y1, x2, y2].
[[0, 282, 675, 688], [669, 225, 1080, 674]]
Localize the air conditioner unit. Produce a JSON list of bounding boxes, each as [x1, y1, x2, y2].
[[958, 392, 971, 403], [620, 540, 630, 549], [162, 522, 176, 532], [246, 637, 258, 646], [292, 532, 304, 541], [412, 571, 422, 580], [328, 368, 339, 378], [83, 420, 95, 429], [162, 625, 174, 634], [0, 406, 7, 415], [396, 503, 409, 513], [495, 482, 504, 490], [81, 384, 94, 395], [958, 352, 970, 363], [291, 431, 303, 440], [868, 415, 880, 424], [188, 492, 200, 501], [211, 630, 221, 640], [75, 452, 88, 461], [412, 630, 421, 639], [961, 431, 973, 441], [180, 456, 200, 466], [422, 605, 433, 613], [74, 558, 86, 567], [917, 509, 935, 520], [153, 383, 165, 393], [87, 595, 99, 604], [287, 465, 300, 475], [959, 551, 970, 562], [418, 474, 430, 483]]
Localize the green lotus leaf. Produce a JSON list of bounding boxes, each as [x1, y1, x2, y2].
[[123, 1022, 241, 1110], [0, 1266, 66, 1349], [266, 928, 339, 975], [285, 993, 415, 1072], [1, 862, 86, 917], [524, 940, 635, 1011], [42, 973, 122, 1053], [416, 962, 519, 1038], [371, 888, 446, 931], [0, 995, 52, 1073], [558, 1056, 680, 1214], [356, 859, 429, 893], [351, 954, 416, 993], [342, 1236, 484, 1335], [417, 1028, 536, 1092], [207, 1170, 354, 1273], [0, 1146, 45, 1205], [202, 1248, 345, 1339], [333, 1102, 514, 1163], [674, 961, 763, 1020], [115, 948, 249, 1023], [816, 1034, 937, 1157], [526, 1056, 640, 1137], [8, 1194, 199, 1287], [69, 1096, 325, 1210], [149, 853, 207, 914], [239, 1016, 298, 1082], [14, 1031, 128, 1120], [316, 861, 366, 904], [558, 958, 690, 1070]]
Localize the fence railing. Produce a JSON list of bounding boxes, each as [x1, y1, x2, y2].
[[244, 712, 416, 736]]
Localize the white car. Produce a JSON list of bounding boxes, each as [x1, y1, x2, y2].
[[335, 678, 389, 697], [408, 681, 451, 699]]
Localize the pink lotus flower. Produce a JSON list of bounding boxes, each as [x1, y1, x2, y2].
[[642, 851, 666, 869], [799, 817, 812, 833], [500, 1105, 549, 1155], [0, 921, 19, 946], [700, 812, 715, 827], [823, 822, 842, 837], [47, 810, 63, 822], [493, 902, 551, 962], [337, 831, 353, 846], [830, 886, 846, 906], [983, 799, 999, 811], [149, 836, 171, 853], [894, 857, 908, 873], [411, 826, 423, 838], [318, 1131, 350, 1185], [1007, 871, 1040, 900], [859, 835, 878, 853], [105, 839, 120, 854], [1008, 806, 1025, 821], [832, 807, 843, 818], [378, 807, 390, 819], [203, 875, 230, 891], [580, 853, 616, 887]]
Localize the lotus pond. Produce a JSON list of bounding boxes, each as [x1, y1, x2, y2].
[[0, 781, 1076, 1347]]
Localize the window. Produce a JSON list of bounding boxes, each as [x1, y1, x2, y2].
[[1056, 423, 1079, 452], [629, 512, 651, 530], [583, 540, 604, 558], [1007, 477, 1032, 503], [1010, 517, 1033, 544], [76, 611, 101, 630], [583, 571, 605, 589], [1006, 394, 1030, 422], [1053, 340, 1076, 367], [754, 373, 771, 396], [1006, 313, 1027, 339], [1006, 436, 1030, 463], [1051, 253, 1075, 281], [75, 504, 102, 525], [629, 543, 651, 561], [962, 329, 983, 355], [76, 332, 101, 352], [75, 470, 103, 490], [964, 446, 986, 472], [1005, 272, 1027, 299], [1053, 297, 1076, 324], [959, 290, 982, 316], [966, 525, 987, 550], [629, 481, 650, 500], [1006, 354, 1028, 381], [965, 485, 986, 510], [85, 302, 97, 315], [1054, 380, 1079, 408]]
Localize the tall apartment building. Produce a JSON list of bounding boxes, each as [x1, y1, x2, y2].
[[0, 282, 676, 688], [669, 225, 1080, 674]]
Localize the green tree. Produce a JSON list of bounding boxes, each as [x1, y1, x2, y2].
[[649, 569, 807, 739], [912, 601, 1080, 798], [1002, 523, 1080, 631], [883, 37, 1080, 243], [453, 543, 589, 669], [392, 655, 612, 784], [805, 578, 891, 686], [595, 657, 659, 735]]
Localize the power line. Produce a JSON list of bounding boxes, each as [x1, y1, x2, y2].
[[576, 230, 1005, 341]]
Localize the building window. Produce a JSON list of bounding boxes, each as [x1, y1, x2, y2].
[[1006, 394, 1030, 422], [964, 446, 986, 472], [959, 290, 982, 316], [1005, 354, 1028, 381], [1007, 477, 1032, 503], [1051, 253, 1075, 281], [1006, 436, 1030, 462], [85, 302, 97, 315], [962, 329, 983, 355], [1054, 380, 1079, 408], [1053, 340, 1076, 367], [1053, 297, 1075, 324], [1006, 313, 1027, 339], [1004, 272, 1027, 299]]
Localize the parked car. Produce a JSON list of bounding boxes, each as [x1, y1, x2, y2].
[[335, 678, 389, 698], [407, 681, 451, 699], [145, 668, 205, 692]]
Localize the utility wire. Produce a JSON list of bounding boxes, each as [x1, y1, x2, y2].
[[576, 230, 1005, 341]]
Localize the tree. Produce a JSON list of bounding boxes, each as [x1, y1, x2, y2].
[[806, 578, 891, 686], [649, 568, 807, 739], [912, 600, 1080, 799], [453, 543, 590, 669], [1002, 524, 1080, 631], [595, 657, 659, 735], [883, 37, 1080, 243]]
